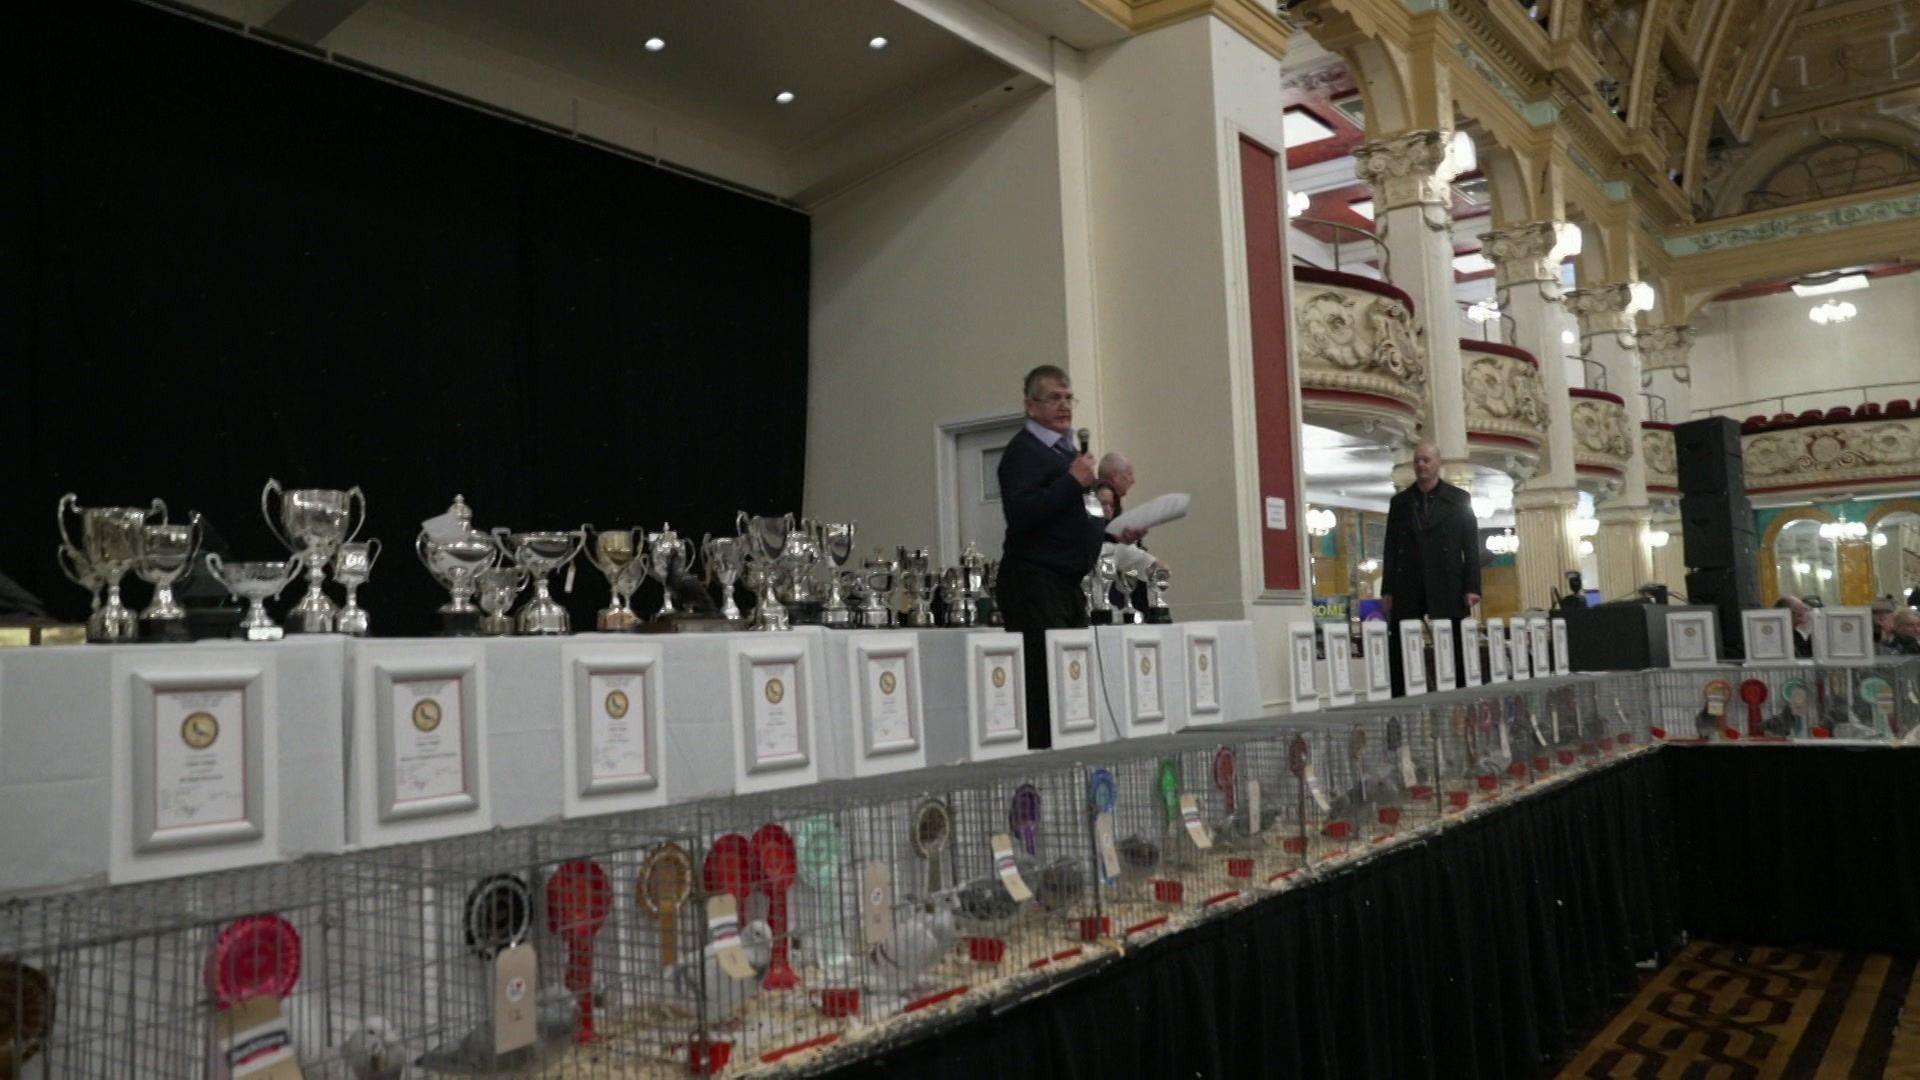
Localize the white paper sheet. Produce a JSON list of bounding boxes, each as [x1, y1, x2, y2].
[[1105, 492, 1190, 537]]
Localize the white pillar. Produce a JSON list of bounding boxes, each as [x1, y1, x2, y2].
[[1567, 284, 1652, 596], [1637, 325, 1696, 423], [1355, 131, 1468, 478]]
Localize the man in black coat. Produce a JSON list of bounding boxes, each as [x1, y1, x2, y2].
[[1381, 443, 1481, 695], [997, 365, 1145, 748]]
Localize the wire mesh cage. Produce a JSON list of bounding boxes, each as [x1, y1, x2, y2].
[[939, 759, 1094, 971]]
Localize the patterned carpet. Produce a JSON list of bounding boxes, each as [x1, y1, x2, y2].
[[1557, 941, 1920, 1079]]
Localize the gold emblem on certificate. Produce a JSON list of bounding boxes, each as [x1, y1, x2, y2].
[[1069, 660, 1082, 681], [604, 689, 629, 720], [992, 666, 1007, 689], [764, 677, 785, 705], [180, 710, 220, 750], [1198, 652, 1210, 672], [1139, 655, 1152, 676], [879, 670, 897, 696], [412, 698, 443, 733]]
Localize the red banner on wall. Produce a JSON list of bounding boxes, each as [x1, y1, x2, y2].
[[1239, 136, 1302, 593]]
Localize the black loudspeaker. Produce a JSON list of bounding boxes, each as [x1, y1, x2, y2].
[[1564, 603, 1721, 670], [1680, 491, 1758, 568], [1675, 416, 1746, 496], [1687, 566, 1762, 660]]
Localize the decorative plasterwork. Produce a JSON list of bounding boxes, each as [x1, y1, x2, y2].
[[1564, 284, 1637, 334], [1642, 426, 1678, 489], [1663, 188, 1920, 256], [1353, 129, 1452, 212], [1571, 397, 1632, 468], [1295, 280, 1428, 417], [1744, 418, 1920, 492], [1463, 347, 1549, 444], [1452, 40, 1558, 126], [1567, 146, 1632, 202], [1635, 325, 1696, 373], [1480, 221, 1562, 286]]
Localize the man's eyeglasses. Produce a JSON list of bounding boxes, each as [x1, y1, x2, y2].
[[1030, 393, 1077, 406]]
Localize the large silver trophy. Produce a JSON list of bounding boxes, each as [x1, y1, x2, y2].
[[778, 528, 821, 615], [135, 513, 204, 630], [857, 551, 897, 628], [702, 533, 746, 622], [492, 528, 585, 635], [205, 553, 305, 641], [645, 523, 696, 620], [584, 526, 646, 631], [262, 478, 366, 634], [57, 494, 169, 643], [1113, 565, 1143, 624], [332, 539, 380, 637], [1085, 555, 1118, 624], [738, 512, 794, 631], [475, 566, 527, 637], [1145, 564, 1172, 623], [898, 547, 936, 628], [810, 521, 856, 628], [415, 496, 497, 633], [56, 543, 103, 621]]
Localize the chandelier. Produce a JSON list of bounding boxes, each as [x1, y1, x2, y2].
[[1817, 520, 1868, 541], [1306, 506, 1336, 536], [1809, 299, 1857, 325], [1466, 299, 1501, 324], [1486, 529, 1519, 555]]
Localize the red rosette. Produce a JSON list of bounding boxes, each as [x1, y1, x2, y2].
[[1720, 726, 1741, 742], [204, 914, 301, 1009], [1377, 806, 1402, 827], [1649, 726, 1668, 740]]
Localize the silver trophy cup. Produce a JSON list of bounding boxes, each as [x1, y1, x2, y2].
[[475, 566, 528, 636], [1147, 564, 1172, 622], [416, 495, 498, 620], [898, 547, 936, 627], [205, 553, 305, 640], [262, 478, 366, 634], [584, 526, 646, 631], [58, 494, 168, 643], [493, 528, 585, 635], [813, 521, 856, 628], [1114, 566, 1142, 624], [738, 512, 795, 629], [332, 539, 381, 637], [136, 514, 204, 623], [57, 542, 103, 617], [703, 534, 746, 622], [1085, 556, 1117, 624], [645, 523, 696, 619], [858, 553, 897, 628]]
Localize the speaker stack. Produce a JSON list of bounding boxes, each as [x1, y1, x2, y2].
[[1674, 416, 1760, 658]]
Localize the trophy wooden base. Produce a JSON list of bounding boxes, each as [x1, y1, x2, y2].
[[439, 610, 483, 637], [638, 613, 744, 634], [140, 617, 194, 643]]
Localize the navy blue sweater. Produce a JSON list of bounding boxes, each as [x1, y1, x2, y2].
[[997, 428, 1108, 576]]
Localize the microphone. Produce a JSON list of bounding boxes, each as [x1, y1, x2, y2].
[[1076, 427, 1090, 456]]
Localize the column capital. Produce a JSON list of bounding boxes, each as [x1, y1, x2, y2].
[[1564, 284, 1638, 335], [1479, 221, 1568, 289], [1352, 130, 1452, 214], [1636, 324, 1697, 372], [1511, 486, 1580, 511]]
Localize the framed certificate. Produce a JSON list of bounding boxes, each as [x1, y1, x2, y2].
[[736, 647, 812, 774], [853, 638, 922, 756], [1323, 622, 1355, 706], [1814, 607, 1873, 664], [1506, 618, 1531, 680], [1486, 620, 1510, 683], [1431, 619, 1458, 691], [1528, 616, 1551, 677], [1126, 638, 1165, 730], [1288, 623, 1320, 712], [1399, 619, 1428, 696], [1055, 638, 1097, 735], [969, 637, 1027, 748], [1459, 618, 1483, 686], [131, 674, 265, 853], [561, 645, 664, 817], [1742, 609, 1793, 663], [1362, 621, 1392, 697], [1551, 618, 1571, 675], [1186, 629, 1222, 718], [377, 664, 481, 820], [1665, 610, 1719, 668]]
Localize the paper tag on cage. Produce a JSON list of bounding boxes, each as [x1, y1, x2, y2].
[[1094, 812, 1122, 883], [492, 943, 538, 1055], [860, 862, 894, 952], [707, 895, 756, 980], [1178, 794, 1214, 850], [1397, 745, 1418, 788], [1302, 763, 1331, 814], [1530, 715, 1548, 748], [212, 995, 301, 1079], [1497, 722, 1511, 763], [1246, 781, 1262, 835], [990, 833, 1034, 903]]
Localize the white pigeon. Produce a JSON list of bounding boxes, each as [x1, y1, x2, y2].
[[670, 919, 773, 1026], [339, 1015, 406, 1080], [869, 891, 959, 995]]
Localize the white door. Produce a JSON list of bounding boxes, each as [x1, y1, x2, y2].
[[948, 419, 1023, 563]]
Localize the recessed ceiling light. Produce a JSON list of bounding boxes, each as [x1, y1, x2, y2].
[[775, 91, 795, 105], [1282, 108, 1335, 149], [869, 36, 888, 49], [644, 37, 665, 52]]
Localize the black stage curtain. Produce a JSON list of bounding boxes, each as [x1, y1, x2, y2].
[[840, 755, 1680, 1080], [1, 1, 809, 634], [1667, 745, 1920, 954]]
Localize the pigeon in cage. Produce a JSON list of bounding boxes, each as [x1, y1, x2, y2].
[[1118, 835, 1161, 876], [1029, 856, 1084, 913], [340, 1016, 406, 1080], [954, 875, 1020, 925], [670, 919, 774, 1027], [870, 891, 960, 993]]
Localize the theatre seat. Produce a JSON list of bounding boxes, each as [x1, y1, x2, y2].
[[1889, 400, 1915, 418], [1825, 406, 1853, 421], [1771, 412, 1797, 427], [1742, 415, 1768, 432], [1798, 408, 1826, 424], [1859, 402, 1882, 418]]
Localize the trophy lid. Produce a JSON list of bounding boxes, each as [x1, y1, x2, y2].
[[449, 495, 472, 523]]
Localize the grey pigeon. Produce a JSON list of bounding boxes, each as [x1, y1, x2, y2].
[[870, 891, 959, 994], [669, 919, 773, 1026], [339, 1015, 405, 1080]]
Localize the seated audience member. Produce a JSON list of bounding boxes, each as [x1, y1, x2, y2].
[[1775, 595, 1814, 658]]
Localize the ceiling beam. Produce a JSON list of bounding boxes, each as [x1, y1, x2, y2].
[[259, 0, 371, 46]]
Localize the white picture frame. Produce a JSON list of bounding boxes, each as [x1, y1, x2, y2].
[[1485, 619, 1509, 683], [560, 645, 665, 818], [1047, 630, 1102, 749], [375, 662, 483, 822], [1288, 623, 1320, 713], [1185, 628, 1222, 721], [1741, 608, 1794, 664], [1459, 617, 1483, 686], [1322, 622, 1355, 707], [730, 639, 818, 792], [1430, 619, 1458, 691], [1665, 610, 1720, 668], [1398, 620, 1428, 697], [1814, 606, 1873, 665], [1362, 621, 1392, 697], [1506, 618, 1531, 680], [851, 636, 923, 759], [1551, 618, 1571, 675], [967, 635, 1029, 754], [1125, 636, 1167, 732], [1528, 616, 1552, 677]]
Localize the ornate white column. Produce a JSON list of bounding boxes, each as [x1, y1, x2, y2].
[[1637, 324, 1696, 423], [1566, 284, 1652, 596], [1483, 221, 1580, 609], [1354, 130, 1470, 483]]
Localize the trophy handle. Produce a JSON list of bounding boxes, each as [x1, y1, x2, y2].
[[56, 544, 93, 589], [273, 554, 307, 595], [204, 552, 228, 586], [490, 526, 515, 561], [345, 486, 367, 544], [735, 510, 751, 538], [414, 531, 435, 572], [581, 523, 606, 575], [185, 511, 206, 574], [56, 493, 80, 554], [148, 497, 169, 526], [260, 478, 294, 554], [366, 536, 383, 569], [677, 538, 696, 577], [564, 528, 587, 566]]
